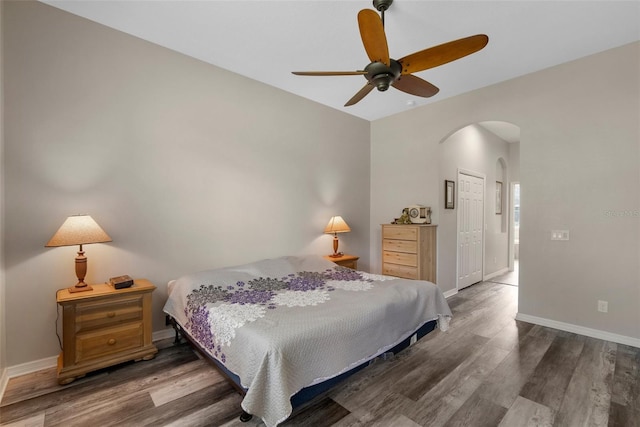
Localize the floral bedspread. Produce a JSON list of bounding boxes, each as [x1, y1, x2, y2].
[[163, 255, 452, 427]]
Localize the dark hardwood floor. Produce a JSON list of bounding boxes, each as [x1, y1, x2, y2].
[[2, 281, 638, 426]]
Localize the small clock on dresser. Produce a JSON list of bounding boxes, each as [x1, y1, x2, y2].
[[406, 205, 432, 224]]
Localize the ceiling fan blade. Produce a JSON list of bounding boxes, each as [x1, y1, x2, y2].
[[392, 74, 440, 98], [292, 71, 367, 76], [398, 34, 489, 75], [345, 83, 374, 107], [358, 9, 390, 66]]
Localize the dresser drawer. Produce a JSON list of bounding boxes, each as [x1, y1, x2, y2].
[[75, 295, 143, 332], [383, 250, 418, 267], [382, 226, 417, 241], [383, 239, 417, 253], [76, 322, 143, 363], [382, 263, 418, 280]]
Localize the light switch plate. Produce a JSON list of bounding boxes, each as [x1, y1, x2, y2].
[[551, 230, 570, 240]]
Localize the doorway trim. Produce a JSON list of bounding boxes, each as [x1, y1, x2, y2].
[[509, 181, 520, 272], [456, 168, 486, 291]]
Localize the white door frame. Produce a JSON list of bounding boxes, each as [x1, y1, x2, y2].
[[508, 181, 518, 272], [456, 168, 486, 291]]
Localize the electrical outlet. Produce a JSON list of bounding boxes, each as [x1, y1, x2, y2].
[[597, 300, 608, 313]]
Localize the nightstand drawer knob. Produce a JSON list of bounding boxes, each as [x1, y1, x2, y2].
[[107, 312, 116, 318], [107, 338, 116, 345]]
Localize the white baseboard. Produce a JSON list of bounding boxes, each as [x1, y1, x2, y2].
[[484, 268, 509, 281], [6, 355, 58, 380], [516, 312, 640, 349], [443, 288, 458, 299], [0, 355, 61, 403], [0, 367, 8, 402]]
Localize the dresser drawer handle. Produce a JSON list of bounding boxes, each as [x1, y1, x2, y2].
[[107, 338, 116, 345], [107, 312, 116, 318]]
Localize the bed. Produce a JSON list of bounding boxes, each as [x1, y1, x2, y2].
[[163, 255, 452, 426]]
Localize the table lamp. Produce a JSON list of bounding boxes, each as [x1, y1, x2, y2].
[[45, 214, 112, 293], [324, 216, 351, 257]]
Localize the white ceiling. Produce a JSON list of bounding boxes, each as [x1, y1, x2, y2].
[[43, 1, 640, 122]]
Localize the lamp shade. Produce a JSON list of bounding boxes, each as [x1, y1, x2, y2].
[[45, 215, 112, 247], [324, 216, 351, 234]]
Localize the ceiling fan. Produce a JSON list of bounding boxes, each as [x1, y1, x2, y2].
[[292, 0, 488, 107]]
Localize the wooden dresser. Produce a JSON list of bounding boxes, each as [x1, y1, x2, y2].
[[56, 279, 158, 384], [381, 224, 437, 283]]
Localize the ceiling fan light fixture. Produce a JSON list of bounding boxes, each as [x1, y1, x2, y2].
[[373, 73, 393, 91], [364, 59, 402, 92]]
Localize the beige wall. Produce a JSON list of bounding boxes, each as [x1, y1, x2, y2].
[[371, 42, 640, 343], [2, 1, 370, 366]]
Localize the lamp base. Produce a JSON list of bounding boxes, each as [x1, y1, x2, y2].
[[69, 250, 92, 293], [328, 252, 344, 258], [68, 283, 93, 293]]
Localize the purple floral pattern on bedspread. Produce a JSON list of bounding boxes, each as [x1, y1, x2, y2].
[[183, 267, 378, 361]]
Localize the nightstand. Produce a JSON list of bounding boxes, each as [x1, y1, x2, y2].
[[324, 254, 359, 269], [56, 279, 158, 385]]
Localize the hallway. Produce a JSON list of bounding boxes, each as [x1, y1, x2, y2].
[[488, 260, 519, 286]]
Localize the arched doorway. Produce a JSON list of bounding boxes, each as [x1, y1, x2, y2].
[[438, 121, 520, 292]]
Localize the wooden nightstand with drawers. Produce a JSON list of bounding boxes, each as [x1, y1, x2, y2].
[[324, 254, 359, 269], [56, 279, 158, 385]]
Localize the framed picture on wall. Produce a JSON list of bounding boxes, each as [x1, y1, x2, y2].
[[496, 181, 503, 214], [445, 180, 455, 209]]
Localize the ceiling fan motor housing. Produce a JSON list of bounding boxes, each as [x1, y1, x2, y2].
[[373, 0, 393, 12], [365, 60, 401, 91]]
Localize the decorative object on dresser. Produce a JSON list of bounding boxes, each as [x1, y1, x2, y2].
[[109, 275, 134, 289], [324, 215, 351, 257], [56, 279, 158, 385], [406, 204, 432, 224], [323, 253, 359, 269], [45, 214, 112, 293], [445, 180, 455, 209], [382, 223, 437, 282], [392, 205, 431, 224], [392, 208, 412, 224]]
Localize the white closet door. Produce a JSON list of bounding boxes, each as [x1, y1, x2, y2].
[[458, 173, 484, 289]]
